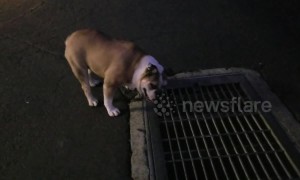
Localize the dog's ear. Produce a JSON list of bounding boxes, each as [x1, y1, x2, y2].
[[145, 63, 158, 76]]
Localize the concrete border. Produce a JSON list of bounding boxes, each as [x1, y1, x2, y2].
[[130, 100, 149, 180]]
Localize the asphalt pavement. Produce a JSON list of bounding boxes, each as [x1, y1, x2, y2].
[[0, 0, 299, 179]]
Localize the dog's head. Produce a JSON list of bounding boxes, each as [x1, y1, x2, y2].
[[139, 63, 167, 101]]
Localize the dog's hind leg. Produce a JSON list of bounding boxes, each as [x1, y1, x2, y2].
[[77, 68, 98, 106], [88, 69, 102, 87], [67, 58, 98, 107]]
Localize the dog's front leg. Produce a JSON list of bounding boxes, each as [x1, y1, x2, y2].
[[103, 84, 120, 117]]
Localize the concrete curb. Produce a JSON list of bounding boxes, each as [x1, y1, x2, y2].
[[130, 101, 149, 180]]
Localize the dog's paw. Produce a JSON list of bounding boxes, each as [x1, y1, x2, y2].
[[88, 98, 98, 107], [89, 79, 101, 87], [107, 107, 120, 117]]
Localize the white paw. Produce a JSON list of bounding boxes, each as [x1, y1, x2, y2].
[[89, 79, 101, 87], [88, 98, 98, 107], [107, 107, 120, 117]]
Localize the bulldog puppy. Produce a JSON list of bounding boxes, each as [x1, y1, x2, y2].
[[64, 29, 167, 116]]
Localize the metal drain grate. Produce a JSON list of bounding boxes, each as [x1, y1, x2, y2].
[[144, 70, 300, 180]]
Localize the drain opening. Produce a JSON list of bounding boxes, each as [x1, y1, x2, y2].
[[144, 73, 300, 180]]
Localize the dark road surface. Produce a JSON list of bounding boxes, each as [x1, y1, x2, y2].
[[0, 0, 299, 179]]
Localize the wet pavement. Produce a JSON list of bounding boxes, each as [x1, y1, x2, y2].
[[0, 0, 299, 179]]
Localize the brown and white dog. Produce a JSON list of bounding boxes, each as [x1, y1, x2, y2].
[[64, 29, 167, 116]]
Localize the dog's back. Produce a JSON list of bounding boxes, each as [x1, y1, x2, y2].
[[65, 29, 144, 79]]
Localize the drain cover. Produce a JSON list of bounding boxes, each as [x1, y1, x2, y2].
[[143, 69, 300, 180]]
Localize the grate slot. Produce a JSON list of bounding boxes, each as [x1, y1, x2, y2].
[[203, 85, 257, 179], [221, 84, 281, 178], [177, 89, 211, 179], [167, 89, 201, 180], [161, 113, 179, 179], [165, 149, 284, 162], [161, 129, 272, 142], [168, 88, 220, 180], [227, 83, 290, 178], [163, 91, 195, 180], [191, 86, 240, 179], [230, 83, 298, 178], [214, 84, 273, 178]]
